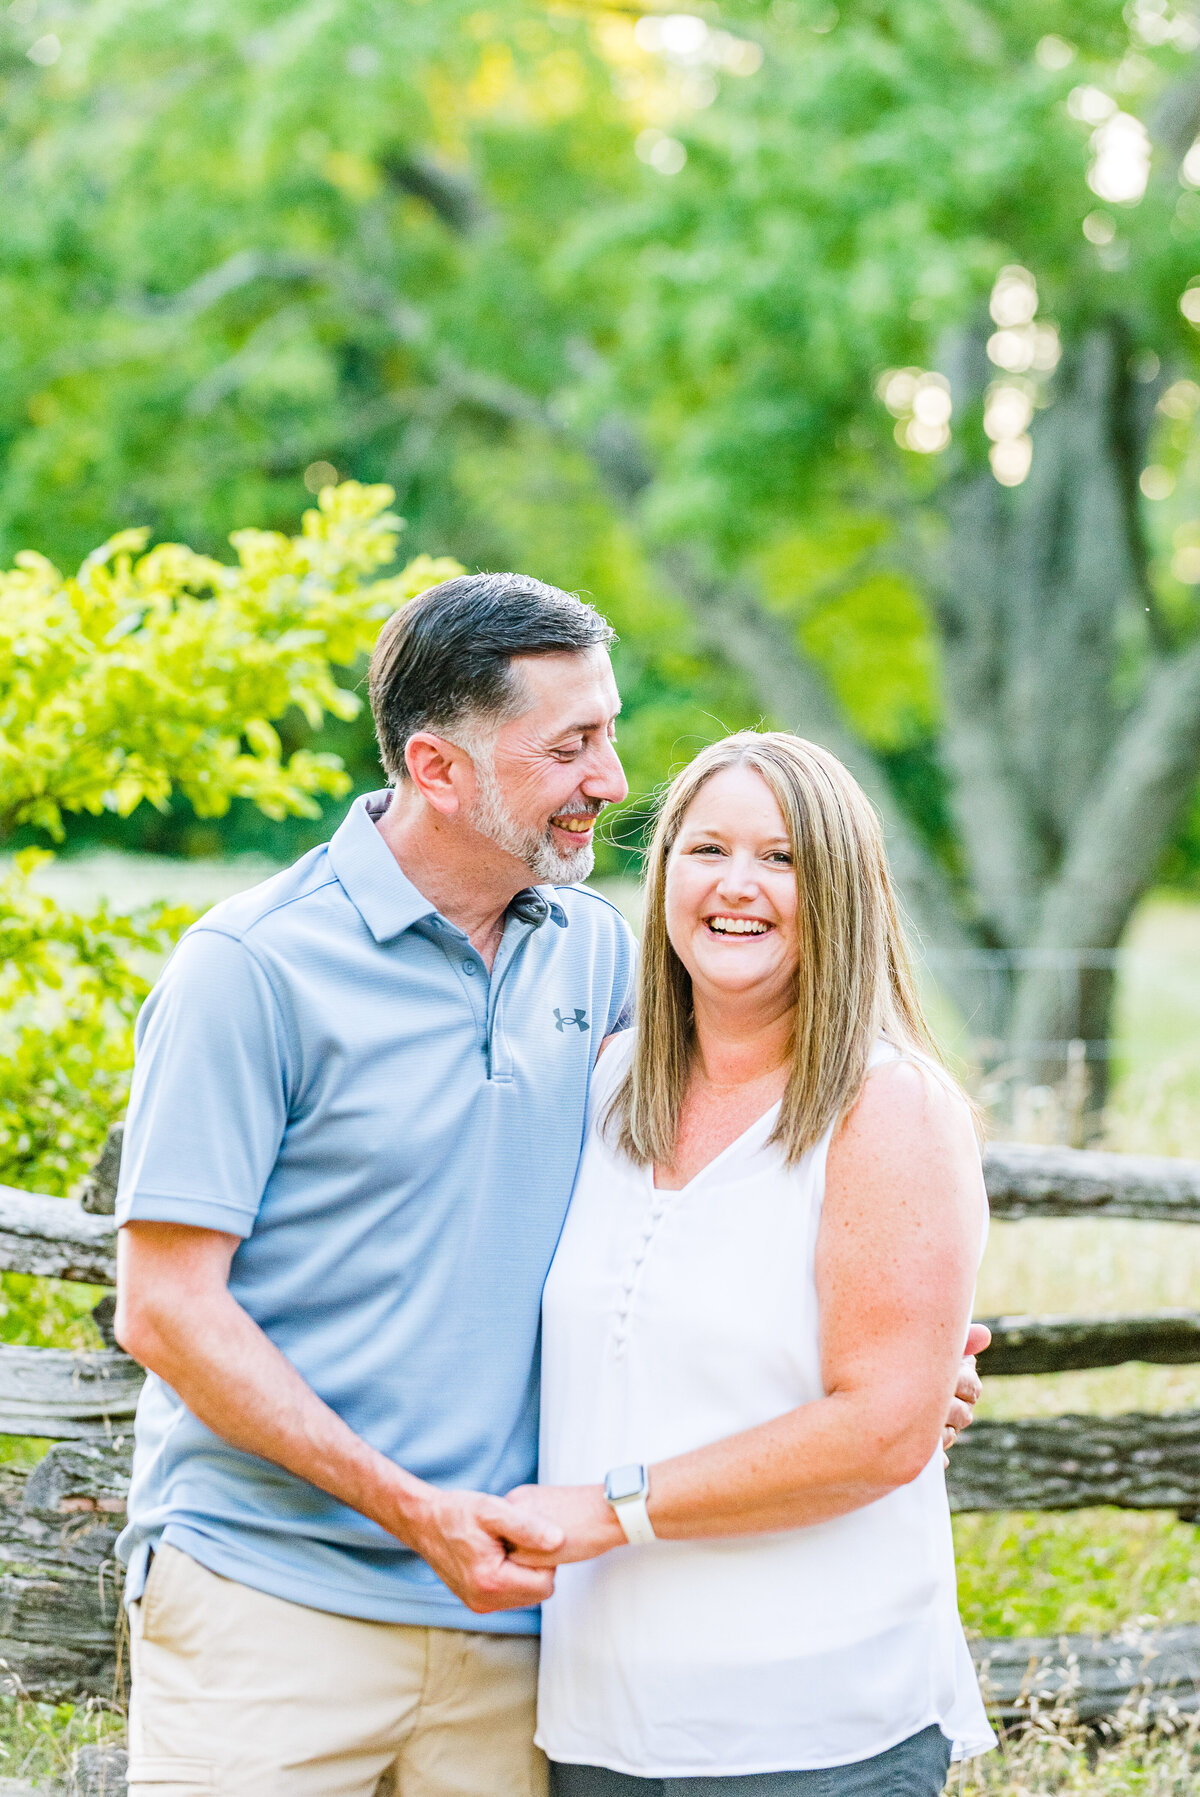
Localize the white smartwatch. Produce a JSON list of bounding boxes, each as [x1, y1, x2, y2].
[[604, 1463, 656, 1544]]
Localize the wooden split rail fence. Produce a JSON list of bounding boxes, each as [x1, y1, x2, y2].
[[0, 1132, 1198, 1733]]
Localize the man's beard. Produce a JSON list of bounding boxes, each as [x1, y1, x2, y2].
[[471, 751, 598, 885]]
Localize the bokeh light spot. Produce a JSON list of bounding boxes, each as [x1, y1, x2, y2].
[[1140, 466, 1175, 501], [303, 461, 339, 494]]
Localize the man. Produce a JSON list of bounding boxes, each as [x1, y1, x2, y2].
[[114, 572, 986, 1797]]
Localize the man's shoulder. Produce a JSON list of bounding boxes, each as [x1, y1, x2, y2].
[[551, 883, 637, 947], [183, 846, 340, 954]]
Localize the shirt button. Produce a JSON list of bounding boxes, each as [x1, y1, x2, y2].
[[462, 960, 479, 975]]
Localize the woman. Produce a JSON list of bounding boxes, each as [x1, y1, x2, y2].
[[508, 731, 996, 1794]]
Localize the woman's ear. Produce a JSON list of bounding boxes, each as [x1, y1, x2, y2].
[[404, 732, 473, 817]]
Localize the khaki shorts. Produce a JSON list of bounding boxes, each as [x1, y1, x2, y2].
[[127, 1543, 547, 1797]]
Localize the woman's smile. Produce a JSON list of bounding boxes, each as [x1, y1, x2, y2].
[[703, 913, 774, 937]]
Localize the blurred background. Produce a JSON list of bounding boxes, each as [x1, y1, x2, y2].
[[6, 4, 1200, 1785], [10, 0, 1200, 1141]]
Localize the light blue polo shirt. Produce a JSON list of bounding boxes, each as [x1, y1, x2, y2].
[[115, 791, 636, 1633]]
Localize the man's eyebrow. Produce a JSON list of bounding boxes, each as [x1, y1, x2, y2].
[[549, 700, 623, 737]]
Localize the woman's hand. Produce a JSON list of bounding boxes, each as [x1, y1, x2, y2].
[[503, 1483, 625, 1568]]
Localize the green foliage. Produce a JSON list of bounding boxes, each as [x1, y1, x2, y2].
[[954, 1508, 1200, 1638], [0, 1691, 125, 1787], [0, 482, 455, 839], [0, 484, 457, 1200], [0, 850, 187, 1195], [9, 0, 1200, 879]]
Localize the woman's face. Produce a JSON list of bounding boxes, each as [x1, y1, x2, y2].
[[664, 764, 800, 1006]]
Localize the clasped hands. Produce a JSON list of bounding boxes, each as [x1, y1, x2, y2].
[[412, 1324, 990, 1615]]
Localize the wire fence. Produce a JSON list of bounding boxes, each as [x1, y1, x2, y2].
[[923, 948, 1124, 1066], [921, 943, 1200, 1141]]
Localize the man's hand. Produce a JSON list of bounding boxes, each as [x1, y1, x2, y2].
[[405, 1489, 565, 1612], [502, 1483, 624, 1569], [943, 1321, 991, 1452]]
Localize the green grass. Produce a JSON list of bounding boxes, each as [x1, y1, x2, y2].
[[954, 1212, 1200, 1644], [0, 1696, 124, 1790], [959, 1723, 1200, 1794], [955, 1510, 1200, 1638]]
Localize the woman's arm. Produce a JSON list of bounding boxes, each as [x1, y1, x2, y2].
[[509, 1060, 986, 1562]]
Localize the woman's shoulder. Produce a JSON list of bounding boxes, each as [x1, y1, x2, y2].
[[580, 1029, 640, 1172], [826, 1039, 981, 1190], [864, 1038, 973, 1119], [835, 1039, 982, 1187], [589, 1027, 637, 1104]]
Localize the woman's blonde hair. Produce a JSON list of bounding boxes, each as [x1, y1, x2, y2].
[[608, 730, 955, 1168]]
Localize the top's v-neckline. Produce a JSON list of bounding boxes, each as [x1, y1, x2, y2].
[[650, 1097, 783, 1194]]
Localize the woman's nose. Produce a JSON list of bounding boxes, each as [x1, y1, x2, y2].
[[716, 856, 759, 898]]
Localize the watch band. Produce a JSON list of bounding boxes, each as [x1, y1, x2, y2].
[[604, 1463, 656, 1545]]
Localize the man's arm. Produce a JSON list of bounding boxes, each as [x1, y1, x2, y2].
[[116, 1221, 562, 1613]]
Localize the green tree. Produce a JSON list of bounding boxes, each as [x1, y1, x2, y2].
[[0, 0, 753, 862], [569, 0, 1200, 1101], [0, 481, 455, 1194], [7, 0, 1200, 1097]]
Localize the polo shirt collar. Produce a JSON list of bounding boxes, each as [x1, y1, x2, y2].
[[328, 793, 437, 943], [328, 791, 569, 944]]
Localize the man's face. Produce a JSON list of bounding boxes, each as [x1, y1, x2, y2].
[[470, 648, 628, 885]]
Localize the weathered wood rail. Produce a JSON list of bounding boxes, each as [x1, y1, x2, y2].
[[983, 1140, 1200, 1223], [0, 1133, 1197, 1734]]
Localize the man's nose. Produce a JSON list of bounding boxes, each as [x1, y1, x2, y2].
[[583, 736, 629, 805]]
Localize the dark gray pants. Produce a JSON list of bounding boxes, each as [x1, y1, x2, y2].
[[550, 1725, 952, 1797]]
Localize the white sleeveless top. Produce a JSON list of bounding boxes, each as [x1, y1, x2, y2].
[[535, 1033, 996, 1777]]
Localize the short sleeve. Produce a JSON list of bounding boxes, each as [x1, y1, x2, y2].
[[603, 917, 638, 1037], [115, 927, 291, 1238]]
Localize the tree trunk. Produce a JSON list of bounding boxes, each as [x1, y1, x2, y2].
[[922, 320, 1177, 1107], [1006, 959, 1116, 1102]]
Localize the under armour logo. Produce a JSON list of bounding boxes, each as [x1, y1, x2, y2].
[[554, 1008, 590, 1033]]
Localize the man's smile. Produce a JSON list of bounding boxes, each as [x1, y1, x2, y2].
[[550, 810, 599, 837]]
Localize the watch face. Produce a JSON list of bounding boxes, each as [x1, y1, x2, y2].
[[606, 1463, 645, 1503]]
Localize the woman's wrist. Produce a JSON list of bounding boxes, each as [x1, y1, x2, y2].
[[593, 1483, 630, 1552]]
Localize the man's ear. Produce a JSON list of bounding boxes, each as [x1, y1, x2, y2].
[[404, 732, 474, 817]]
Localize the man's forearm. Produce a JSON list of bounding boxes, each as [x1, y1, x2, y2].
[[116, 1219, 563, 1612], [123, 1280, 433, 1544]]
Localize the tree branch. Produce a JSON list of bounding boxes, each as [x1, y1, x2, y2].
[[379, 153, 488, 235], [1034, 632, 1200, 952], [649, 549, 988, 1011]]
